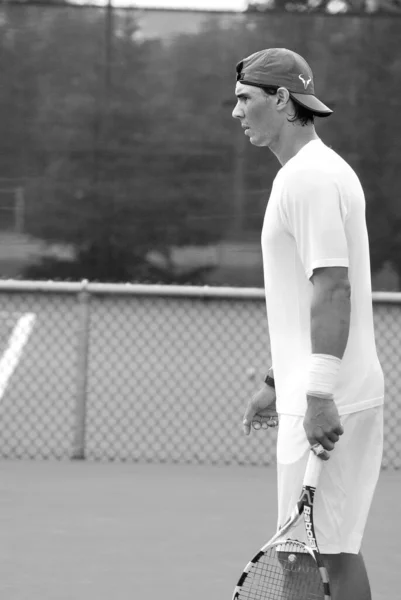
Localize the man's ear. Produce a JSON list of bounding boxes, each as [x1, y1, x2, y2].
[[276, 87, 291, 111]]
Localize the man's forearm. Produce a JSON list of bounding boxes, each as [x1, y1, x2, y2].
[[310, 284, 351, 359]]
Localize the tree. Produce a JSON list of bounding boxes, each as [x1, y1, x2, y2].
[[0, 5, 234, 283], [2, 6, 400, 287], [246, 0, 401, 13]]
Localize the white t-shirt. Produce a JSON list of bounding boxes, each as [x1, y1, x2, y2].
[[261, 139, 384, 416]]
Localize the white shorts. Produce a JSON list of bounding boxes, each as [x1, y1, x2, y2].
[[276, 405, 383, 554]]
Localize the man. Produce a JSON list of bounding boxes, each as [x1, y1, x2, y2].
[[232, 48, 384, 600]]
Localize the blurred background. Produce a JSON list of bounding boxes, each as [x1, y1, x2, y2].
[[1, 0, 401, 288]]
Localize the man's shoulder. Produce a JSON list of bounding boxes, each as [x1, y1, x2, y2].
[[281, 160, 334, 192], [283, 144, 358, 189]]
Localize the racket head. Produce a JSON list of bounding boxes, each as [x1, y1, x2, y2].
[[232, 539, 330, 600]]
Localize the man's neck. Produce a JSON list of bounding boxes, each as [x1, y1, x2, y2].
[[271, 125, 319, 166]]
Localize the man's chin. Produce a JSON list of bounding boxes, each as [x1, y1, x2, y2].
[[244, 129, 267, 146], [249, 135, 266, 147]]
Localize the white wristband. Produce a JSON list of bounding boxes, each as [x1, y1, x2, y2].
[[307, 354, 341, 399]]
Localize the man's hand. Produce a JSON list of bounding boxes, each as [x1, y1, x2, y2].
[[304, 395, 344, 460], [243, 385, 278, 435]]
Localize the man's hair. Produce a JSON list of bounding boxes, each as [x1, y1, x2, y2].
[[261, 86, 315, 127]]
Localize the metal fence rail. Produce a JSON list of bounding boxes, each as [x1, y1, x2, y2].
[[0, 281, 400, 468]]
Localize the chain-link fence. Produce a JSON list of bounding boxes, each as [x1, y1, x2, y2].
[[0, 281, 400, 468]]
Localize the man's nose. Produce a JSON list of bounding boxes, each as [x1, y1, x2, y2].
[[232, 102, 243, 119]]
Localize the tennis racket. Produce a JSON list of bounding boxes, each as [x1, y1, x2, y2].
[[232, 450, 331, 600]]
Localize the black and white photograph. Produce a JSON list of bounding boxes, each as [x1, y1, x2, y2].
[[1, 1, 400, 599]]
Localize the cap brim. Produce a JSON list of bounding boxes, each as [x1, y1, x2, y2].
[[290, 92, 333, 117]]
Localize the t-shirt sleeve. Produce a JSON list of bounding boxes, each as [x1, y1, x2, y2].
[[280, 170, 349, 280]]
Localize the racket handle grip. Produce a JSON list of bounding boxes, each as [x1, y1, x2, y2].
[[304, 450, 324, 488]]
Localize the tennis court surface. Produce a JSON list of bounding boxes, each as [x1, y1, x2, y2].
[[2, 460, 400, 600]]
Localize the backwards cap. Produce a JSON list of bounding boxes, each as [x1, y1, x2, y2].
[[236, 48, 332, 117]]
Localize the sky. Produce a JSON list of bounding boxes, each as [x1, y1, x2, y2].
[[102, 0, 247, 9]]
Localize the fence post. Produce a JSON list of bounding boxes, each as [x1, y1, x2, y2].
[[72, 279, 91, 459]]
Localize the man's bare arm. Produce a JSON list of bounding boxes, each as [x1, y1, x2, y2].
[[310, 266, 351, 359], [304, 266, 350, 456]]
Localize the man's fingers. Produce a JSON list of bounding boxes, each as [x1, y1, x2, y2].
[[308, 421, 344, 450], [243, 402, 258, 435], [334, 424, 344, 436], [243, 410, 259, 434], [310, 443, 330, 461], [243, 386, 278, 435], [252, 417, 278, 430], [242, 417, 251, 435], [308, 431, 335, 453], [244, 415, 278, 435], [317, 437, 335, 451]]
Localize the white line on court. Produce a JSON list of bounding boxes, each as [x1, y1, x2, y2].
[[0, 313, 36, 401]]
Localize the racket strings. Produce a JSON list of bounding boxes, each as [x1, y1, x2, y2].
[[236, 542, 324, 600]]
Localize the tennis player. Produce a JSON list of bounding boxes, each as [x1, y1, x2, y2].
[[232, 48, 384, 600]]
